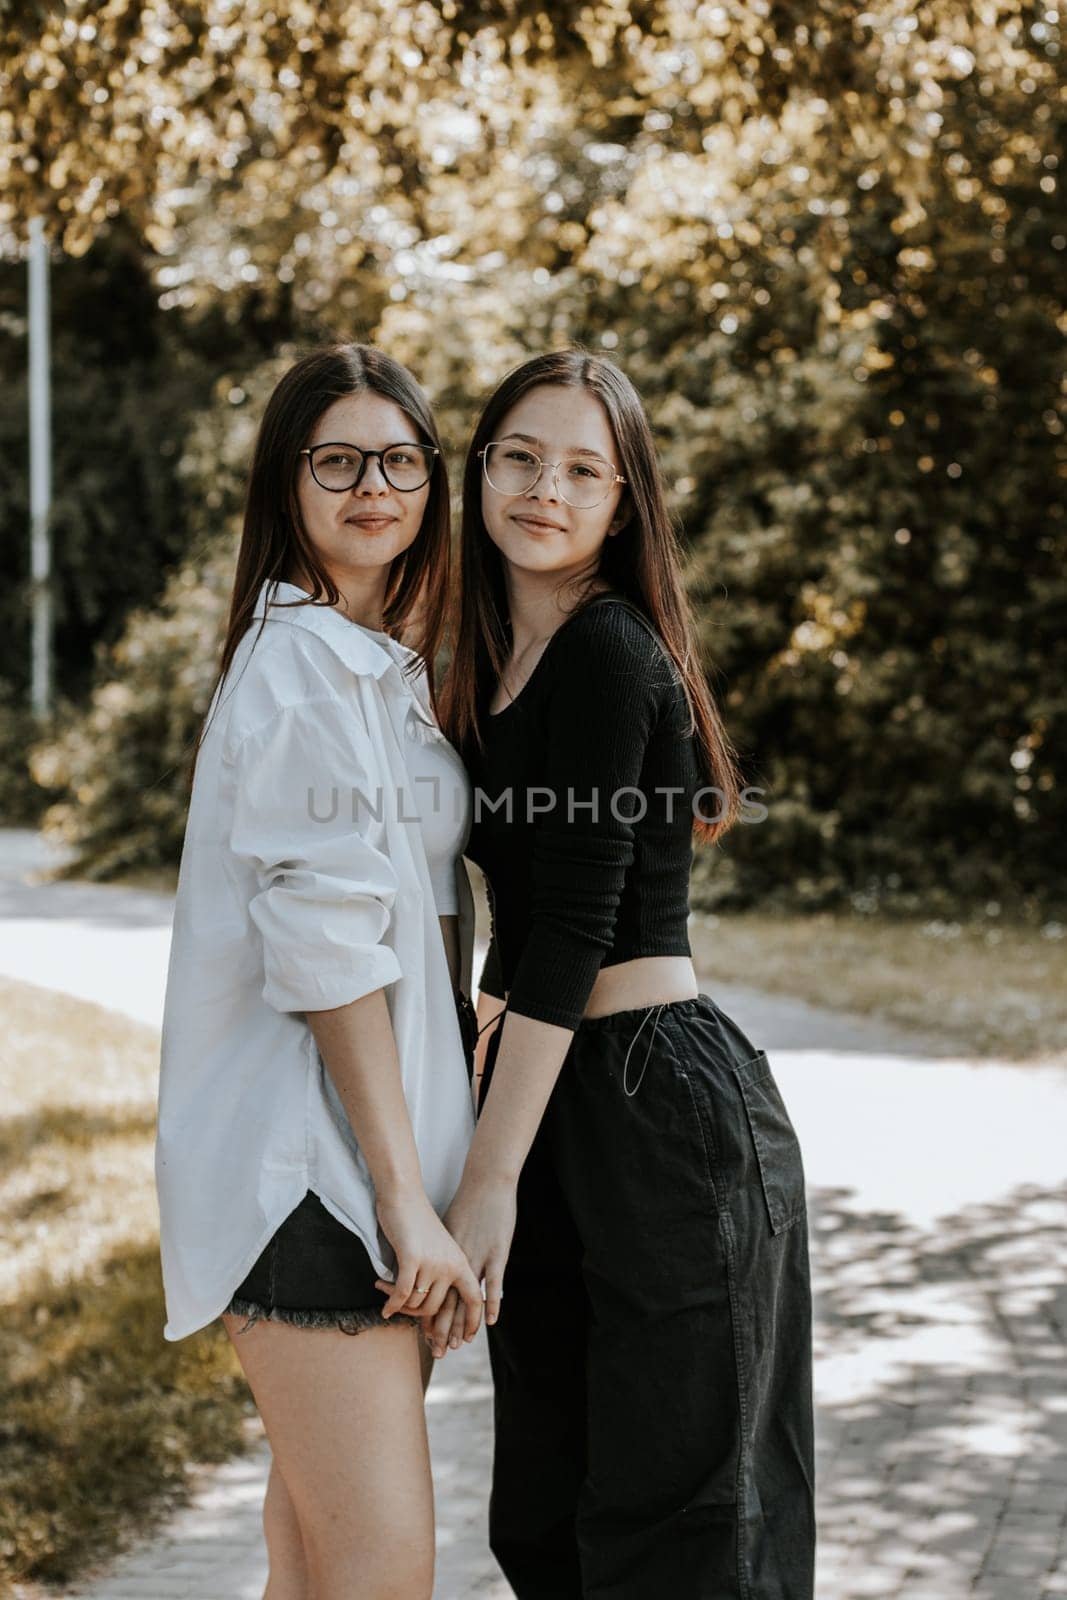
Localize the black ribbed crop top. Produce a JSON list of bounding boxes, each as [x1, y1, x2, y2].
[[460, 592, 704, 1031]]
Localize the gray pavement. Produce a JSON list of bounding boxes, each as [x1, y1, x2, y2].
[[2, 829, 1065, 1600]]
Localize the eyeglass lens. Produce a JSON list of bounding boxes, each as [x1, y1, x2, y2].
[[483, 442, 617, 508]]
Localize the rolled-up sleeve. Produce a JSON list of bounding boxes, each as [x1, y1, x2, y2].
[[228, 696, 404, 1014]]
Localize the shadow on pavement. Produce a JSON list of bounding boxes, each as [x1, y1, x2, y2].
[[809, 1180, 1067, 1597]]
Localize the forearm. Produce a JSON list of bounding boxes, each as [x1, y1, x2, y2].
[[305, 987, 423, 1199], [463, 1008, 575, 1184]]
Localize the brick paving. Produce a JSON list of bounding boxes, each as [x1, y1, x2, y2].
[[809, 1184, 1067, 1599]]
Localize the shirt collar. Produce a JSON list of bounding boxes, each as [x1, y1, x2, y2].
[[252, 579, 415, 682]]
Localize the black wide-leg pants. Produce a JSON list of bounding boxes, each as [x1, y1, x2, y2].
[[478, 992, 816, 1600]]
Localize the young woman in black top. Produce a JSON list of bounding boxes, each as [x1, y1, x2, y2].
[[425, 351, 816, 1598]]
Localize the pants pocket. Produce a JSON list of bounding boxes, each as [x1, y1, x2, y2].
[[731, 1050, 807, 1236]]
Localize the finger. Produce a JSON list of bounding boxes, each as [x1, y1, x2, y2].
[[378, 1261, 418, 1319], [374, 1278, 405, 1319], [430, 1288, 459, 1357], [437, 1286, 465, 1351], [463, 1287, 483, 1342], [484, 1256, 505, 1327], [456, 1264, 484, 1339], [376, 1275, 437, 1319], [416, 1277, 450, 1320], [422, 1267, 483, 1348], [448, 1295, 470, 1350], [439, 1298, 460, 1352]]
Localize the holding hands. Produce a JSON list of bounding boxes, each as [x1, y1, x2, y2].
[[374, 1006, 560, 1359], [432, 1171, 517, 1357], [373, 1185, 485, 1338], [374, 1170, 518, 1358]]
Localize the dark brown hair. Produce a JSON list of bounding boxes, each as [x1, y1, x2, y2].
[[438, 348, 742, 844], [192, 342, 450, 783]]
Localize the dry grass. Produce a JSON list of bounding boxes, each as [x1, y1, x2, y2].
[[0, 977, 253, 1592], [688, 909, 1067, 1061]]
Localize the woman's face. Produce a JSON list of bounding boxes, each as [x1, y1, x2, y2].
[[480, 384, 626, 583], [295, 390, 431, 581]]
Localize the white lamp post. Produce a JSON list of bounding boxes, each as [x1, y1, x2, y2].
[[28, 215, 52, 719]]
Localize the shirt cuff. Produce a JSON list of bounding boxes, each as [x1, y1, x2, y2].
[[261, 942, 403, 1015]]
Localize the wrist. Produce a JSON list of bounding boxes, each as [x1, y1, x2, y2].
[[373, 1161, 427, 1206], [462, 1146, 521, 1190]]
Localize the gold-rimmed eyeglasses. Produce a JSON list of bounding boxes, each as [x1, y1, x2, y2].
[[479, 441, 627, 509]]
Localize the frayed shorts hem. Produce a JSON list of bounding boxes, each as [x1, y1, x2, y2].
[[222, 1294, 423, 1338]]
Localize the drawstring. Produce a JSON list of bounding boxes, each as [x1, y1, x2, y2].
[[454, 992, 501, 1067], [475, 1002, 668, 1097], [622, 1003, 667, 1098]]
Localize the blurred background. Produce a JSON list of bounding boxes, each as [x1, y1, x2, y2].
[[1, 0, 1063, 919], [0, 4, 1064, 1599]]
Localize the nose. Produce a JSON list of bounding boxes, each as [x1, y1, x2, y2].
[[352, 454, 390, 495], [525, 460, 561, 503]]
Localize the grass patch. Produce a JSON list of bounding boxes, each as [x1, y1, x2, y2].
[[0, 977, 254, 1591], [688, 910, 1067, 1061]]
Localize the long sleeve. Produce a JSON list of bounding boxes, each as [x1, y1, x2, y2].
[[228, 696, 404, 1014], [504, 608, 667, 1030]]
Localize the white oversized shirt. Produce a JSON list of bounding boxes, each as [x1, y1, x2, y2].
[[155, 580, 477, 1342]]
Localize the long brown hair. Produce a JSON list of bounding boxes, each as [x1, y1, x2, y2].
[[439, 348, 741, 845], [192, 342, 451, 783]]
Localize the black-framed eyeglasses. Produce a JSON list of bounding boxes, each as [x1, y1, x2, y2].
[[300, 441, 439, 493], [479, 440, 627, 509]]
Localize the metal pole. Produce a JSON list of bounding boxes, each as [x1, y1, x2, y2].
[[28, 215, 52, 718]]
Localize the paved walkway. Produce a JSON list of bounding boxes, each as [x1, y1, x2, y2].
[[2, 830, 1065, 1600]]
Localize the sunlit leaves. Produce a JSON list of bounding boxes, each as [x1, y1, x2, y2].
[[1, 0, 1062, 910]]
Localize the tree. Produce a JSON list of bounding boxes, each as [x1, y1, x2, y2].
[[4, 1, 1062, 912]]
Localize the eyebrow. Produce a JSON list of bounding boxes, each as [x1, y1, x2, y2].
[[309, 436, 423, 448], [502, 432, 612, 461]]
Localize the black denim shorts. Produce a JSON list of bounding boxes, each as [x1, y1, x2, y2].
[[222, 1189, 421, 1338]]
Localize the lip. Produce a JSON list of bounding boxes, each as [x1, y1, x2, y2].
[[345, 513, 399, 530], [511, 513, 566, 533]]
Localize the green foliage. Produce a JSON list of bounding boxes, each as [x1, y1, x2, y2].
[[4, 1, 1064, 913], [25, 353, 296, 876], [0, 220, 303, 710], [0, 678, 51, 824], [28, 546, 235, 880]]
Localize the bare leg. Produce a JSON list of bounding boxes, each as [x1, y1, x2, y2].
[[262, 1454, 310, 1600], [222, 1313, 434, 1600]]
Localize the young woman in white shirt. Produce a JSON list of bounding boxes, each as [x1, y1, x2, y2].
[[155, 343, 484, 1600]]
